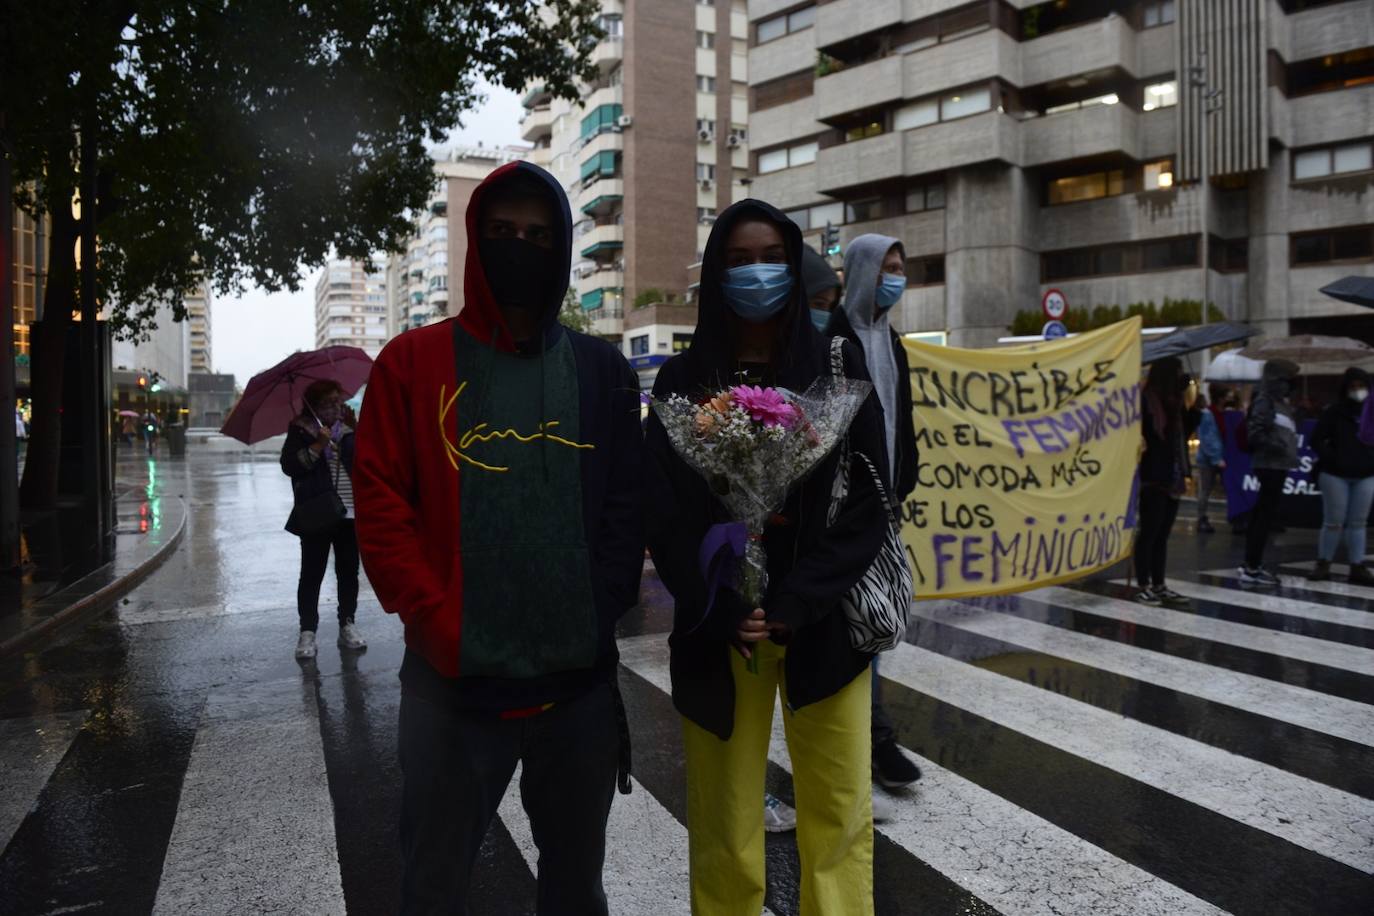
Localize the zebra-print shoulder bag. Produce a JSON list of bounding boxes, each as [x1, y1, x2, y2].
[[827, 336, 914, 654]]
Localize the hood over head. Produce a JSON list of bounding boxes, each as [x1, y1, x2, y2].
[[458, 161, 573, 353], [841, 233, 904, 331], [684, 198, 821, 389], [801, 244, 841, 302], [1342, 366, 1370, 397], [1261, 358, 1300, 382]]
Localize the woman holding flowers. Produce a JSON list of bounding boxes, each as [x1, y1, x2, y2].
[[644, 199, 889, 915]]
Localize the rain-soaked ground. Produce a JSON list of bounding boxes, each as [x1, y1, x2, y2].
[[0, 445, 1371, 915]]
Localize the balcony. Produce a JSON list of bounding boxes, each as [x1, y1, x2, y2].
[[590, 310, 625, 339], [1283, 82, 1374, 149], [903, 111, 1018, 174], [816, 0, 901, 52], [520, 106, 554, 143], [901, 29, 1021, 100], [578, 223, 624, 260], [815, 56, 903, 123], [1021, 15, 1137, 86], [751, 162, 822, 211], [581, 85, 622, 115], [750, 27, 816, 87], [592, 38, 623, 74], [815, 131, 904, 194], [578, 125, 624, 160], [578, 179, 624, 217], [1020, 102, 1140, 168], [575, 268, 625, 300], [624, 301, 699, 333]]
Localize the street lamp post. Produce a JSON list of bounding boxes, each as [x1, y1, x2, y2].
[[1190, 53, 1223, 329]]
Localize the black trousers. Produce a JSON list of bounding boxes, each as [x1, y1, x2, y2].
[[398, 682, 618, 916], [1245, 468, 1288, 569], [1134, 487, 1180, 588], [296, 518, 358, 632]]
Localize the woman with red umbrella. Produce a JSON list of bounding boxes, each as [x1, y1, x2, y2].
[[281, 378, 367, 660]]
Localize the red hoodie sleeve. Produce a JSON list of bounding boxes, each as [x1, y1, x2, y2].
[[353, 355, 445, 626]]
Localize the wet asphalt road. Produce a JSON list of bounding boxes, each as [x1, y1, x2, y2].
[[0, 446, 1372, 915]]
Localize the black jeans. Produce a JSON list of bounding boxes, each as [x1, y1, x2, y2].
[[1134, 487, 1180, 588], [398, 682, 618, 916], [1245, 468, 1288, 568], [871, 656, 895, 748], [296, 518, 358, 632]]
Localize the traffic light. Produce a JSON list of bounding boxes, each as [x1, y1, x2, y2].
[[149, 371, 164, 393], [821, 222, 841, 257], [137, 374, 147, 389]]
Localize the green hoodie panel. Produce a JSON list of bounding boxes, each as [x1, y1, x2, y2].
[[453, 328, 599, 678]]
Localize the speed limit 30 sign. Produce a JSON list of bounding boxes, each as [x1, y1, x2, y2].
[[1042, 288, 1067, 321]]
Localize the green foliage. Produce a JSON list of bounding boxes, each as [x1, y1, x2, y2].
[[634, 288, 664, 308], [816, 52, 845, 78], [3, 0, 603, 339], [559, 289, 593, 333], [1009, 298, 1227, 335]]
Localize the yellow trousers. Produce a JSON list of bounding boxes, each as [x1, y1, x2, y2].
[[682, 639, 874, 916]]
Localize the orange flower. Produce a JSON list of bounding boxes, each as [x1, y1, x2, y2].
[[707, 391, 733, 414], [694, 412, 717, 436]]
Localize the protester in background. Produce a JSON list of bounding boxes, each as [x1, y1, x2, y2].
[[353, 163, 643, 916], [1309, 368, 1374, 584], [140, 410, 159, 455], [1239, 359, 1301, 586], [1134, 357, 1191, 604], [835, 233, 920, 792], [1195, 384, 1228, 534], [281, 379, 365, 659], [645, 199, 887, 915], [802, 244, 841, 332]]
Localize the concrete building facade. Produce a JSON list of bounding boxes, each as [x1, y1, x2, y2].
[[313, 259, 388, 358], [383, 146, 521, 334], [520, 0, 752, 344], [746, 0, 1374, 347], [111, 299, 190, 392], [185, 285, 212, 373]]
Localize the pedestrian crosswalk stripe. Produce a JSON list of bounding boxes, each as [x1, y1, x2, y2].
[[1031, 586, 1374, 674], [877, 639, 1374, 873], [0, 711, 87, 856], [617, 637, 1226, 916], [151, 677, 346, 916], [1184, 575, 1374, 630], [913, 601, 1374, 747]]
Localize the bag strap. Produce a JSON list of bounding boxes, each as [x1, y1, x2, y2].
[[827, 336, 851, 526], [828, 335, 846, 379], [852, 450, 901, 532]]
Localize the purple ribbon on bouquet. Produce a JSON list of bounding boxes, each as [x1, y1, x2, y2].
[[689, 522, 747, 635]]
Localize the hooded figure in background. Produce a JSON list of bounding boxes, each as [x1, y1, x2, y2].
[[1238, 358, 1300, 585], [1309, 367, 1374, 584], [644, 198, 888, 914], [802, 244, 842, 331], [834, 233, 919, 501], [353, 161, 644, 916]]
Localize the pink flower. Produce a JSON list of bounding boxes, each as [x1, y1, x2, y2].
[[730, 385, 799, 429]]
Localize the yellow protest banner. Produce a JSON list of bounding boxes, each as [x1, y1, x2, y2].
[[900, 317, 1143, 599]]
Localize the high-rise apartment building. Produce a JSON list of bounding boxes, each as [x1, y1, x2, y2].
[[384, 146, 521, 334], [520, 0, 752, 344], [314, 259, 388, 358], [185, 284, 212, 373], [747, 0, 1374, 347], [9, 204, 46, 359]]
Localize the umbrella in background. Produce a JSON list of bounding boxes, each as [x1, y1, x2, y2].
[[1142, 321, 1257, 363], [1319, 275, 1374, 309], [117, 409, 141, 418], [220, 346, 373, 444], [1203, 349, 1265, 383], [1241, 335, 1373, 365]]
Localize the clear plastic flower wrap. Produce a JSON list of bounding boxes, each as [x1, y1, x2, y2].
[[652, 375, 872, 670]]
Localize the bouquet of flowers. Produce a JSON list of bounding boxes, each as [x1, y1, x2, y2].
[[653, 376, 872, 670]]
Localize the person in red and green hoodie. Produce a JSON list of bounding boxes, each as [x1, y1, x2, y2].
[[353, 162, 644, 915]]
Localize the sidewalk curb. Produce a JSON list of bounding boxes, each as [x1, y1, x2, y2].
[[0, 497, 189, 660]]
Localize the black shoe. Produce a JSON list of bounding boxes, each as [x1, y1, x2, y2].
[[1197, 518, 1215, 533], [1351, 564, 1374, 587], [873, 740, 921, 788], [1308, 560, 1331, 582]]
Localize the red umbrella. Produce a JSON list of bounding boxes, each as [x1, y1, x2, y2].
[[220, 346, 373, 444]]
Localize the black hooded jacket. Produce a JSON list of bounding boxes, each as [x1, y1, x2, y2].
[[643, 199, 890, 740], [1312, 368, 1374, 479]]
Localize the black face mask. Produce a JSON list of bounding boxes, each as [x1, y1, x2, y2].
[[479, 237, 555, 311]]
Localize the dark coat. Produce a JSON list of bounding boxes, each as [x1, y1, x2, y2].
[[1311, 368, 1374, 480], [643, 198, 889, 741], [826, 307, 919, 502], [280, 420, 354, 535]]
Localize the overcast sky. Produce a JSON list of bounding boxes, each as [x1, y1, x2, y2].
[[211, 78, 525, 386]]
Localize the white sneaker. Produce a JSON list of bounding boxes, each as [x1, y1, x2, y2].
[[338, 621, 367, 651], [295, 630, 317, 660], [872, 789, 899, 824], [763, 793, 797, 833]]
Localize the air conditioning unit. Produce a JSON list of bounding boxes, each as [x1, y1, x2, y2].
[[698, 129, 715, 143], [700, 179, 714, 191], [617, 114, 634, 128], [726, 133, 741, 149]]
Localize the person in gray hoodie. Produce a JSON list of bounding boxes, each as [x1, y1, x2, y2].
[[835, 232, 920, 790], [1240, 358, 1301, 585]]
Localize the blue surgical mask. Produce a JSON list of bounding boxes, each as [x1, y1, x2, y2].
[[874, 272, 906, 310], [721, 263, 793, 323], [810, 308, 832, 332]]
